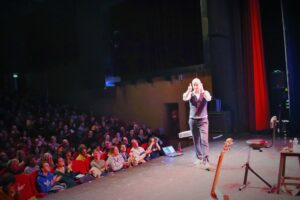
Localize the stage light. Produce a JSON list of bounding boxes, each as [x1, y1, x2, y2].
[[105, 75, 121, 87], [13, 73, 18, 78]]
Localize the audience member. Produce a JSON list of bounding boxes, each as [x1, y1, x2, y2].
[[54, 157, 78, 188], [24, 155, 39, 174], [36, 161, 65, 193]]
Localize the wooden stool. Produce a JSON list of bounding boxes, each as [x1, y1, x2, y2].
[[277, 151, 300, 194]]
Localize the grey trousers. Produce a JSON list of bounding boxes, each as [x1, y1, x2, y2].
[[189, 118, 209, 161]]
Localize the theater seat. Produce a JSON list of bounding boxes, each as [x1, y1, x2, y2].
[[29, 171, 46, 198], [126, 147, 131, 154], [100, 152, 108, 161], [72, 160, 89, 174], [141, 143, 148, 150], [15, 173, 37, 200]]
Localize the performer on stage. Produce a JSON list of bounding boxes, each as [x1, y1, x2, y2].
[[183, 78, 212, 170]]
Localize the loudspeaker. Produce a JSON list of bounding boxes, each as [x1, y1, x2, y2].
[[208, 111, 231, 134]]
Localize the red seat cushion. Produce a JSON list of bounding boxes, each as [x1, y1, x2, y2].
[[15, 173, 36, 200], [72, 160, 89, 174], [126, 147, 131, 154], [100, 152, 108, 161], [28, 171, 46, 198], [141, 143, 148, 150]]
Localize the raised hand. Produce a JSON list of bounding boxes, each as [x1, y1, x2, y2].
[[188, 83, 193, 92]]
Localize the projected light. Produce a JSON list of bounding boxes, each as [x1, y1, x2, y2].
[[13, 73, 18, 78], [105, 75, 121, 87]]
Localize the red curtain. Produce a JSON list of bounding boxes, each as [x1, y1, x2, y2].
[[243, 0, 270, 130]]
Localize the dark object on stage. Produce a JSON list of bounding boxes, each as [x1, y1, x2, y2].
[[239, 116, 278, 192], [208, 111, 231, 134], [162, 146, 183, 157]]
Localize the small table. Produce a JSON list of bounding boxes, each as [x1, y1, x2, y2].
[[277, 150, 300, 194]]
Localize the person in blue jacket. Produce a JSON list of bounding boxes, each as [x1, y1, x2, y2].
[[36, 161, 65, 193]]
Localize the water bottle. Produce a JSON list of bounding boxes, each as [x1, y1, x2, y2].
[[177, 142, 182, 152], [288, 139, 293, 150], [293, 138, 298, 152]]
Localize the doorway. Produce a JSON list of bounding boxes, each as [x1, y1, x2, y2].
[[164, 103, 180, 138]]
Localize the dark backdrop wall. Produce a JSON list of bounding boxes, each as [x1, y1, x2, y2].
[[108, 0, 203, 80], [0, 0, 78, 74], [260, 0, 300, 134], [281, 0, 300, 134]]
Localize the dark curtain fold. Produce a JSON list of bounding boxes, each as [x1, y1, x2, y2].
[[282, 0, 300, 134], [109, 0, 203, 78]]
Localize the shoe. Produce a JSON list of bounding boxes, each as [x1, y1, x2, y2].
[[203, 161, 210, 171], [194, 159, 203, 167]]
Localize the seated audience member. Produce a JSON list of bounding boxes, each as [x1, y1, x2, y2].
[[0, 152, 9, 172], [75, 144, 90, 161], [122, 137, 130, 148], [53, 145, 64, 160], [41, 153, 55, 169], [54, 157, 78, 188], [6, 159, 24, 175], [146, 137, 161, 160], [120, 144, 129, 162], [103, 140, 112, 152], [48, 136, 59, 154], [0, 173, 24, 200], [61, 139, 71, 151], [137, 128, 148, 144], [91, 145, 103, 156], [90, 149, 106, 177], [106, 146, 128, 172], [24, 155, 39, 174], [64, 150, 74, 166], [36, 161, 65, 193], [130, 139, 151, 165], [127, 129, 136, 143], [15, 150, 26, 164]]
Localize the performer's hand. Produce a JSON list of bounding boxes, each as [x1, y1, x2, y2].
[[203, 90, 212, 101], [188, 83, 192, 92]]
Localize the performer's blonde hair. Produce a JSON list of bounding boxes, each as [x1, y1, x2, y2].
[[192, 78, 201, 86]]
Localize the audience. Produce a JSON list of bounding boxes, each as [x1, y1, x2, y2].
[[0, 92, 165, 197]]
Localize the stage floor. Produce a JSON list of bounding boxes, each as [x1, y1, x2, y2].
[[44, 136, 300, 200]]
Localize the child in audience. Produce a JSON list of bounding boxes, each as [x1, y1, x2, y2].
[[36, 161, 66, 193], [54, 157, 78, 188]]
